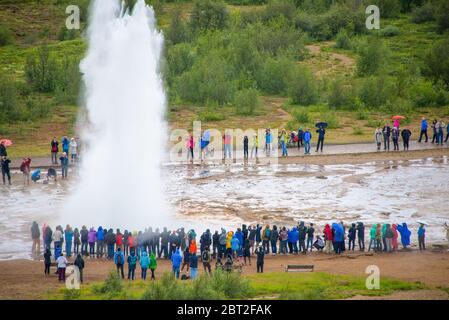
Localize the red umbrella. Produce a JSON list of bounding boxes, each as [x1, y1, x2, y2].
[[391, 115, 405, 120], [0, 139, 12, 146]]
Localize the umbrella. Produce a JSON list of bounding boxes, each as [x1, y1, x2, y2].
[[315, 122, 328, 128], [391, 115, 405, 120], [0, 139, 12, 146], [416, 220, 429, 226]]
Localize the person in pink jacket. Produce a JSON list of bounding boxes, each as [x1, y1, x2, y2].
[[186, 134, 194, 162], [88, 227, 97, 257], [392, 224, 399, 251]]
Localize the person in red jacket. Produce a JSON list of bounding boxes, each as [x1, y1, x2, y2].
[[323, 224, 333, 254], [128, 233, 135, 256], [116, 229, 123, 252], [20, 158, 31, 186]]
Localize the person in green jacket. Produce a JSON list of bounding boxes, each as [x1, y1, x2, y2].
[[140, 251, 150, 280], [368, 224, 377, 252], [149, 252, 157, 280], [381, 224, 387, 252]]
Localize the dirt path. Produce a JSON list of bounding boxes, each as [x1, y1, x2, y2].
[[1, 250, 448, 300], [304, 42, 355, 77]]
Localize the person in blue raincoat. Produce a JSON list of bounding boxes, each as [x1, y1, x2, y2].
[[64, 225, 74, 258], [396, 223, 411, 249], [332, 223, 344, 254], [140, 251, 150, 280], [234, 228, 243, 257], [287, 227, 299, 254], [171, 249, 182, 279], [231, 235, 240, 262], [96, 226, 105, 258]]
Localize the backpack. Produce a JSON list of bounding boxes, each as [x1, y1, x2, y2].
[[116, 253, 123, 265]]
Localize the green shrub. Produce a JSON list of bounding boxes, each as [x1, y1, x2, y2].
[[262, 0, 297, 22], [352, 126, 363, 135], [255, 57, 294, 95], [322, 112, 340, 129], [366, 118, 382, 128], [293, 109, 310, 123], [287, 66, 318, 106], [358, 76, 395, 108], [435, 0, 449, 33], [334, 29, 352, 49], [380, 25, 399, 37], [55, 57, 81, 104], [208, 269, 252, 299], [92, 271, 123, 297], [356, 108, 369, 120], [327, 78, 354, 109], [424, 37, 449, 87], [199, 109, 225, 122], [190, 0, 229, 32], [357, 37, 389, 76], [0, 25, 13, 46], [371, 0, 401, 18], [25, 45, 59, 93], [165, 43, 196, 85], [63, 289, 81, 300], [142, 272, 189, 300], [166, 7, 191, 45], [234, 88, 260, 115], [408, 79, 444, 107]]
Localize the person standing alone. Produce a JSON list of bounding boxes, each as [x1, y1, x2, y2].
[[31, 221, 41, 258], [315, 127, 325, 152], [418, 117, 428, 143], [50, 137, 59, 164]]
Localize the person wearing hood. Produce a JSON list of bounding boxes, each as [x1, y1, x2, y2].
[[69, 137, 77, 162], [171, 249, 182, 279], [234, 228, 244, 257], [160, 227, 169, 259], [218, 228, 227, 259], [74, 253, 85, 283], [270, 225, 279, 256], [288, 227, 299, 254], [149, 252, 157, 280], [306, 223, 314, 252], [303, 129, 312, 155], [169, 230, 179, 258], [114, 247, 125, 279], [396, 222, 411, 249], [262, 225, 271, 254], [202, 247, 212, 274], [332, 223, 344, 254], [375, 224, 382, 251], [181, 247, 190, 272], [1, 156, 11, 185], [368, 224, 377, 252], [31, 221, 41, 258], [200, 229, 212, 255], [56, 253, 68, 282], [418, 223, 426, 250], [80, 226, 88, 256], [96, 226, 105, 258], [50, 137, 59, 164], [255, 245, 265, 273], [88, 227, 96, 257], [106, 229, 117, 259], [356, 222, 365, 251], [315, 126, 325, 152], [385, 224, 394, 252], [64, 225, 74, 258], [279, 227, 288, 254], [127, 250, 137, 280], [348, 223, 356, 251], [231, 235, 240, 261], [297, 222, 307, 254], [392, 224, 399, 251], [59, 152, 69, 179], [140, 251, 150, 280], [243, 239, 251, 265], [323, 224, 333, 254], [212, 230, 219, 259], [226, 231, 233, 256], [71, 227, 80, 255], [248, 226, 256, 255], [116, 229, 123, 252], [44, 248, 52, 276]]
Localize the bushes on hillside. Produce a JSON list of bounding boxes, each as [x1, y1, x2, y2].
[[411, 2, 435, 24], [358, 75, 395, 108], [424, 37, 449, 87], [234, 88, 260, 115], [380, 25, 400, 37], [327, 78, 354, 109], [166, 7, 191, 45], [287, 66, 318, 105], [334, 30, 352, 49], [255, 57, 294, 95], [356, 37, 389, 76], [190, 0, 229, 32], [370, 0, 401, 18], [25, 46, 59, 93], [435, 0, 449, 33]]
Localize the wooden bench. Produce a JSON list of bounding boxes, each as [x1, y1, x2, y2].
[[285, 264, 314, 272]]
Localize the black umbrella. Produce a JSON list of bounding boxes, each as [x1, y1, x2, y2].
[[315, 122, 328, 128]]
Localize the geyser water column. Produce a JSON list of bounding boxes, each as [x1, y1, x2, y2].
[[63, 0, 170, 229]]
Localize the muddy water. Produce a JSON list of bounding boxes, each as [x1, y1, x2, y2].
[[1, 156, 448, 260]]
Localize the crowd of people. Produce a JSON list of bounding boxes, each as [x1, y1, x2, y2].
[[30, 220, 449, 283]]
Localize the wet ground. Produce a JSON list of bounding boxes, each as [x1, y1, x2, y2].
[[1, 148, 449, 260]]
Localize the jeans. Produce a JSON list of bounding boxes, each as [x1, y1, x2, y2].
[[160, 244, 168, 259], [89, 242, 95, 256], [358, 237, 365, 251], [304, 141, 311, 154], [128, 267, 135, 280], [1, 169, 11, 184], [383, 134, 390, 150], [173, 266, 180, 279], [65, 242, 72, 257], [299, 239, 306, 253], [190, 267, 198, 279], [270, 239, 277, 254], [292, 242, 298, 254], [280, 240, 287, 254], [257, 262, 264, 273], [141, 267, 147, 280], [306, 237, 313, 251], [244, 147, 248, 159], [51, 152, 58, 164], [418, 235, 425, 250], [224, 144, 231, 159], [97, 240, 104, 257], [61, 165, 68, 178], [108, 244, 115, 259], [348, 238, 355, 251], [281, 141, 288, 156], [81, 241, 88, 255], [262, 240, 270, 254]]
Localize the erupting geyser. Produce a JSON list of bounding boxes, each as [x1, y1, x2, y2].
[[63, 0, 169, 228]]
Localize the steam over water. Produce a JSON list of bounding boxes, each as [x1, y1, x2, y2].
[[63, 0, 169, 228]]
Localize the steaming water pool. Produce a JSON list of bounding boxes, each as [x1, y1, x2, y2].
[[1, 156, 448, 260]]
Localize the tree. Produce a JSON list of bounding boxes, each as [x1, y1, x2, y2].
[[287, 66, 318, 105], [166, 7, 190, 45], [356, 37, 389, 76], [190, 0, 229, 32], [424, 37, 449, 87], [25, 45, 58, 93]]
